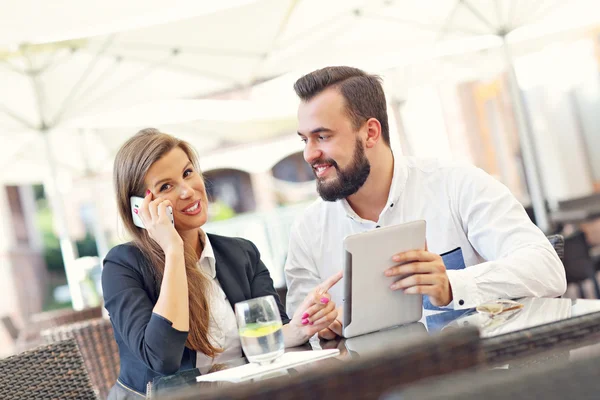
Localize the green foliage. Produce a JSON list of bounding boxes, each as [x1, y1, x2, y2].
[[35, 194, 99, 274]]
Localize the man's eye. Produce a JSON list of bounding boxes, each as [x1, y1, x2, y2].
[[300, 138, 307, 143]]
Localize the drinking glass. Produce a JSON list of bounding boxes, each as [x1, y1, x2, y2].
[[235, 295, 284, 365]]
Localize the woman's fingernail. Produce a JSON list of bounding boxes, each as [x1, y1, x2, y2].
[[146, 190, 151, 196], [309, 321, 314, 325], [320, 297, 329, 304], [302, 319, 309, 325], [133, 209, 138, 214], [393, 255, 401, 262], [302, 312, 309, 319]]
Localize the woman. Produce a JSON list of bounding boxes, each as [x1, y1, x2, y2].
[[102, 128, 340, 399]]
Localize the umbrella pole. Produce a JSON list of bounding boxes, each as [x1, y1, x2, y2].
[[42, 129, 85, 310], [501, 37, 552, 233]]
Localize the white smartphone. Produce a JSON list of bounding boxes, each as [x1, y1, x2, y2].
[[130, 196, 174, 229]]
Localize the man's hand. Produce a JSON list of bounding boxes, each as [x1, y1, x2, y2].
[[384, 248, 452, 307], [318, 315, 342, 340], [285, 272, 343, 347]]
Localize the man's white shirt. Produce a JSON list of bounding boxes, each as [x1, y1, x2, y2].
[[284, 156, 566, 316]]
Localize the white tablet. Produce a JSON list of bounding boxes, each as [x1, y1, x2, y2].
[[342, 220, 426, 338]]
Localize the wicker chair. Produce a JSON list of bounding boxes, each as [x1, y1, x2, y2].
[[17, 306, 104, 351], [162, 326, 482, 400], [42, 317, 119, 400], [547, 234, 564, 261], [0, 338, 97, 399]]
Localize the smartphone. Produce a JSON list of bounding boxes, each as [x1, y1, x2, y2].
[[130, 196, 174, 229]]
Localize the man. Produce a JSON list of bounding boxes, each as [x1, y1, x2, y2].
[[284, 66, 566, 339]]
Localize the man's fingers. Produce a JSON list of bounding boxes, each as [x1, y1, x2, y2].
[[317, 271, 343, 294], [390, 273, 440, 290], [385, 261, 440, 277], [329, 319, 343, 336], [308, 301, 335, 323], [311, 308, 338, 329], [391, 250, 438, 264], [318, 328, 337, 340]]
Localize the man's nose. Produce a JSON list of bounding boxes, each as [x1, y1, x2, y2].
[[304, 141, 322, 165]]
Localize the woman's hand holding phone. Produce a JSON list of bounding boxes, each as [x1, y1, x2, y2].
[[137, 190, 182, 253]]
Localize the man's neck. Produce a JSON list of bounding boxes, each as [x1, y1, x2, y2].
[[346, 150, 394, 222]]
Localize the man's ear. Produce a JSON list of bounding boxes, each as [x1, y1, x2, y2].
[[365, 118, 382, 149]]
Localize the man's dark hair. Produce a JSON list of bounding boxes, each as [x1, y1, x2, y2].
[[293, 66, 390, 146]]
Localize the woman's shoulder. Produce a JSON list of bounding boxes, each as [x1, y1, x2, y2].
[[103, 242, 150, 274]]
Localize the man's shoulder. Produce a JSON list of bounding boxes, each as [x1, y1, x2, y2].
[[403, 157, 484, 184], [404, 156, 474, 175]]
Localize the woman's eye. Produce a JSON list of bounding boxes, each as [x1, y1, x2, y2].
[[159, 184, 171, 192], [300, 138, 307, 143], [183, 168, 193, 178]]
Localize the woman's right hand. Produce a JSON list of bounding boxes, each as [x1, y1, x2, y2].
[[136, 190, 183, 253]]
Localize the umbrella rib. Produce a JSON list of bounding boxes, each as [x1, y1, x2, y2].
[[0, 135, 38, 174], [245, 0, 302, 85], [508, 0, 519, 30], [0, 102, 37, 130], [523, 0, 563, 28], [70, 52, 180, 117], [114, 41, 266, 59], [65, 58, 121, 111], [0, 60, 25, 75], [363, 13, 483, 36], [494, 0, 504, 28], [273, 11, 352, 51], [39, 47, 78, 75], [116, 53, 240, 83], [461, 0, 498, 33], [38, 48, 67, 74], [50, 34, 116, 127], [437, 0, 462, 41]]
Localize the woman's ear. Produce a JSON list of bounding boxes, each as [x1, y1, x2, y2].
[[365, 118, 382, 149]]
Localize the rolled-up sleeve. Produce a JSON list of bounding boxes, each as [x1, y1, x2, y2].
[[102, 246, 189, 375], [446, 166, 567, 309]]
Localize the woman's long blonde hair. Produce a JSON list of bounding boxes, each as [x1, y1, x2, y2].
[[113, 128, 221, 357]]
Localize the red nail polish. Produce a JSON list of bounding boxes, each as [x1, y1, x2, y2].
[[146, 190, 151, 196], [309, 321, 314, 325], [133, 209, 138, 214], [320, 297, 329, 304], [302, 319, 309, 325], [302, 313, 309, 319]]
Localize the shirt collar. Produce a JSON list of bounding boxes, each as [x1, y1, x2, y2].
[[340, 152, 408, 219], [198, 230, 216, 279]]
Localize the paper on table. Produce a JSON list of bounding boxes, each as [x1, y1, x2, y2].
[[196, 349, 340, 383]]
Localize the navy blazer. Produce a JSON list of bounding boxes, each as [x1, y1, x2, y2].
[[101, 234, 290, 395]]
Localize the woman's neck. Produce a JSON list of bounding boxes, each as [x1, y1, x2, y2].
[[178, 228, 204, 259]]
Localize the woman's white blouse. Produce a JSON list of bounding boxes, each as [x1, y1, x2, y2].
[[195, 233, 244, 374]]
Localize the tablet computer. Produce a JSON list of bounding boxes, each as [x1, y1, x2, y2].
[[342, 220, 426, 338]]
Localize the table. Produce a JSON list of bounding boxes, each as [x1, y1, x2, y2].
[[150, 297, 600, 398]]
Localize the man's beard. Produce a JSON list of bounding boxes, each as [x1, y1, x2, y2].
[[314, 139, 371, 202]]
